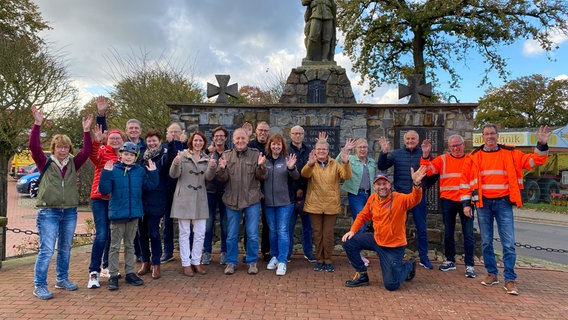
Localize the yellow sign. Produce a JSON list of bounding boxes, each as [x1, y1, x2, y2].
[[473, 132, 529, 147]]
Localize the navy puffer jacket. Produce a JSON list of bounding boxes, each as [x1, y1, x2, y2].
[[377, 147, 424, 193], [99, 161, 159, 221]]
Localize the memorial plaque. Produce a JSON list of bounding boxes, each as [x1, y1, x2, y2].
[[394, 127, 444, 213], [307, 80, 326, 103], [303, 126, 340, 158], [199, 124, 239, 150]]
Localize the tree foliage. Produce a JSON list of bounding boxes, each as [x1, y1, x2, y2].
[[475, 74, 568, 128], [105, 49, 204, 134], [1, 0, 77, 219], [336, 0, 568, 93]]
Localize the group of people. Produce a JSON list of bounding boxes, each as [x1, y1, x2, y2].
[[29, 100, 551, 299]]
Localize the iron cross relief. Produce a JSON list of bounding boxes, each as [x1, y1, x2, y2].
[[398, 74, 432, 104], [207, 75, 238, 103]]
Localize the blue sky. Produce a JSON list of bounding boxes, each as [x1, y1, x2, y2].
[[34, 0, 568, 106]]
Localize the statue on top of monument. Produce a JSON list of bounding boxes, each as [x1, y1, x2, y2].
[[302, 0, 337, 63]]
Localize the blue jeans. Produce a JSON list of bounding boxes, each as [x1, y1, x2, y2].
[[264, 203, 294, 263], [34, 207, 78, 286], [226, 202, 261, 265], [288, 203, 313, 256], [348, 191, 370, 233], [343, 232, 413, 291], [139, 215, 162, 265], [409, 195, 429, 260], [476, 197, 517, 282], [89, 199, 110, 273], [441, 199, 475, 266], [204, 193, 228, 254]]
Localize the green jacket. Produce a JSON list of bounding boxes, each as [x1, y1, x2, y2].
[[336, 154, 376, 195], [36, 161, 80, 209]]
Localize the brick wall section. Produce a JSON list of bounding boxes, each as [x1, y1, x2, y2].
[[168, 102, 480, 257]]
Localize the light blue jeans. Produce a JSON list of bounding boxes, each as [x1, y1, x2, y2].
[[348, 191, 370, 233], [226, 202, 261, 266], [476, 197, 517, 282], [34, 207, 78, 286], [264, 203, 294, 263]]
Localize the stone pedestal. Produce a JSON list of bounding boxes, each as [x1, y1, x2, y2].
[[279, 62, 356, 104]]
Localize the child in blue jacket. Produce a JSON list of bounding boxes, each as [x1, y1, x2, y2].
[[99, 142, 158, 290]]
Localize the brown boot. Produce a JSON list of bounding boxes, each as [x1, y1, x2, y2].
[[137, 262, 151, 276], [192, 264, 207, 275], [151, 265, 161, 279], [183, 266, 194, 277]]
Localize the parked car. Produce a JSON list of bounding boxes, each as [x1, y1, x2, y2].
[[15, 163, 38, 179], [16, 172, 40, 197], [10, 150, 51, 179]]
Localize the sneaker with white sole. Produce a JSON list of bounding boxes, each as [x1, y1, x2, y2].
[[55, 278, 78, 291], [267, 257, 278, 270], [481, 274, 499, 286], [465, 265, 476, 278], [87, 271, 100, 289], [504, 281, 519, 295], [219, 252, 227, 265], [439, 261, 456, 272], [33, 285, 53, 300], [276, 263, 287, 276], [248, 263, 258, 275], [202, 252, 211, 265]]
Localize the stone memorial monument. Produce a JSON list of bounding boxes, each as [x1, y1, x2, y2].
[[279, 0, 355, 104]]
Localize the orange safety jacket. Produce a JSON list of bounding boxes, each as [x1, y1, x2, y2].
[[460, 144, 548, 208], [421, 154, 467, 202], [350, 186, 422, 248]]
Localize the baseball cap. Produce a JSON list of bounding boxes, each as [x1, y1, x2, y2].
[[373, 173, 391, 184]]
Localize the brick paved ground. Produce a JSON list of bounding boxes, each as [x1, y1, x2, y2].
[[4, 178, 568, 319], [1, 247, 567, 320]]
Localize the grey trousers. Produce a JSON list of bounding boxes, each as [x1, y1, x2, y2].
[[108, 219, 139, 277]]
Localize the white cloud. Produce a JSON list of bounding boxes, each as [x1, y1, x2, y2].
[[523, 28, 568, 56]]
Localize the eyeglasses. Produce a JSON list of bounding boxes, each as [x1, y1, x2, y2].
[[291, 132, 304, 135], [257, 129, 269, 132], [213, 134, 226, 138], [449, 143, 463, 148], [55, 145, 70, 150], [483, 132, 497, 136]]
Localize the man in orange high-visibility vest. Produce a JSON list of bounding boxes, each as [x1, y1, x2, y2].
[[460, 124, 550, 296], [421, 134, 475, 279]]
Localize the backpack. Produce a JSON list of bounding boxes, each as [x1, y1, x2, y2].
[[29, 158, 52, 198]]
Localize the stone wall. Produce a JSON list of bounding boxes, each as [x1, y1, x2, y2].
[[168, 102, 480, 257]]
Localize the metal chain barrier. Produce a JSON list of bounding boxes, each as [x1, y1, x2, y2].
[[6, 227, 95, 238], [494, 237, 568, 254]]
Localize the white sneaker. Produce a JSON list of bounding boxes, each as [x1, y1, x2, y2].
[[100, 268, 110, 278], [267, 257, 278, 270], [87, 271, 100, 289], [276, 263, 287, 276], [361, 253, 370, 267]]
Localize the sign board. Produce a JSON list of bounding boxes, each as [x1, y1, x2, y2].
[[303, 126, 341, 158]]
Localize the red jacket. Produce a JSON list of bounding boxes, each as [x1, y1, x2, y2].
[[350, 187, 422, 248], [89, 140, 119, 200]]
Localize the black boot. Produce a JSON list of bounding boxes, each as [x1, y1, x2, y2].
[[406, 259, 417, 281], [345, 272, 369, 287], [108, 275, 119, 290], [125, 273, 144, 286]]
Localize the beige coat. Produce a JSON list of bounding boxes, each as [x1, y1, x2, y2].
[[169, 150, 215, 220]]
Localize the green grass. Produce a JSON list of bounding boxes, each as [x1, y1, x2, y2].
[[523, 202, 568, 214]]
